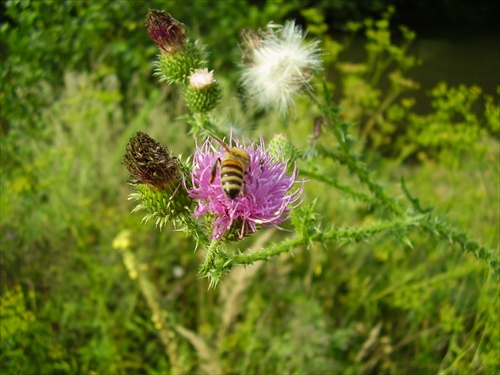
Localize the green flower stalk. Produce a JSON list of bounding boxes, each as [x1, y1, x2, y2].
[[184, 69, 222, 113], [146, 9, 207, 85], [124, 131, 192, 228]]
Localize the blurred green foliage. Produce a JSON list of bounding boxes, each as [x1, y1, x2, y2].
[[1, 1, 498, 374], [330, 7, 499, 164]]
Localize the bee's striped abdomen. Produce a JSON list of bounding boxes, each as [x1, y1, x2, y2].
[[220, 159, 245, 199], [208, 134, 250, 200]]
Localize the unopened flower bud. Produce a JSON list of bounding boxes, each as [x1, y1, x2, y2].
[[184, 69, 221, 113], [146, 9, 187, 54], [147, 10, 207, 85], [269, 134, 299, 165]]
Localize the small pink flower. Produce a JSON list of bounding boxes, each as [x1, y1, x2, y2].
[[189, 135, 304, 240], [189, 69, 215, 89]]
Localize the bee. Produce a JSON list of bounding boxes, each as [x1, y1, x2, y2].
[[209, 134, 250, 199]]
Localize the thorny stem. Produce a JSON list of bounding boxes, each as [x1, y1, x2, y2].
[[316, 90, 404, 215], [318, 144, 404, 216], [419, 217, 499, 277], [179, 215, 210, 248], [200, 240, 226, 288], [211, 217, 420, 274], [201, 240, 220, 271], [320, 142, 499, 276]]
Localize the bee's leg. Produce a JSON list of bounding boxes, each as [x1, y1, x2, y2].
[[241, 168, 251, 196], [210, 158, 221, 184], [241, 180, 247, 196], [244, 167, 252, 182], [238, 169, 244, 197]]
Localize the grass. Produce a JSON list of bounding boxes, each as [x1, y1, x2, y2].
[[1, 70, 498, 374]]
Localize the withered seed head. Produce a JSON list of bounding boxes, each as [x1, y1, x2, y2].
[[239, 28, 263, 65], [124, 131, 179, 189]]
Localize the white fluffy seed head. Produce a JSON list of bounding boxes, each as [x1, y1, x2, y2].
[[240, 21, 322, 115]]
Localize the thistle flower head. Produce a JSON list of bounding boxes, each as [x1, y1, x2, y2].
[[240, 21, 322, 115], [189, 135, 304, 240], [184, 69, 222, 113], [189, 69, 216, 89], [146, 9, 188, 54], [124, 132, 192, 228]]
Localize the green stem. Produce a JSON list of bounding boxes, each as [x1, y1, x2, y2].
[[401, 177, 499, 276], [420, 218, 499, 277], [317, 90, 403, 215], [199, 240, 228, 288], [216, 217, 419, 272], [200, 240, 220, 272]]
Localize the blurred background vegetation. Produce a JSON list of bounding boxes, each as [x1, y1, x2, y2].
[[1, 0, 498, 373]]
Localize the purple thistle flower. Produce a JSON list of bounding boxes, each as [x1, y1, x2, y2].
[[189, 135, 304, 240]]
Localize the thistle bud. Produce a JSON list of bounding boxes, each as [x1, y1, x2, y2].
[[268, 133, 299, 165], [124, 132, 192, 228], [146, 9, 206, 85], [146, 10, 187, 54], [183, 69, 222, 113]]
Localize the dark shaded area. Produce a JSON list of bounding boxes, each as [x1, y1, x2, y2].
[[290, 0, 500, 37], [393, 0, 499, 38]]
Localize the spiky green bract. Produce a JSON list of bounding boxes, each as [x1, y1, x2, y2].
[[183, 69, 221, 113], [128, 183, 191, 230], [154, 41, 207, 85], [124, 132, 193, 229]]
